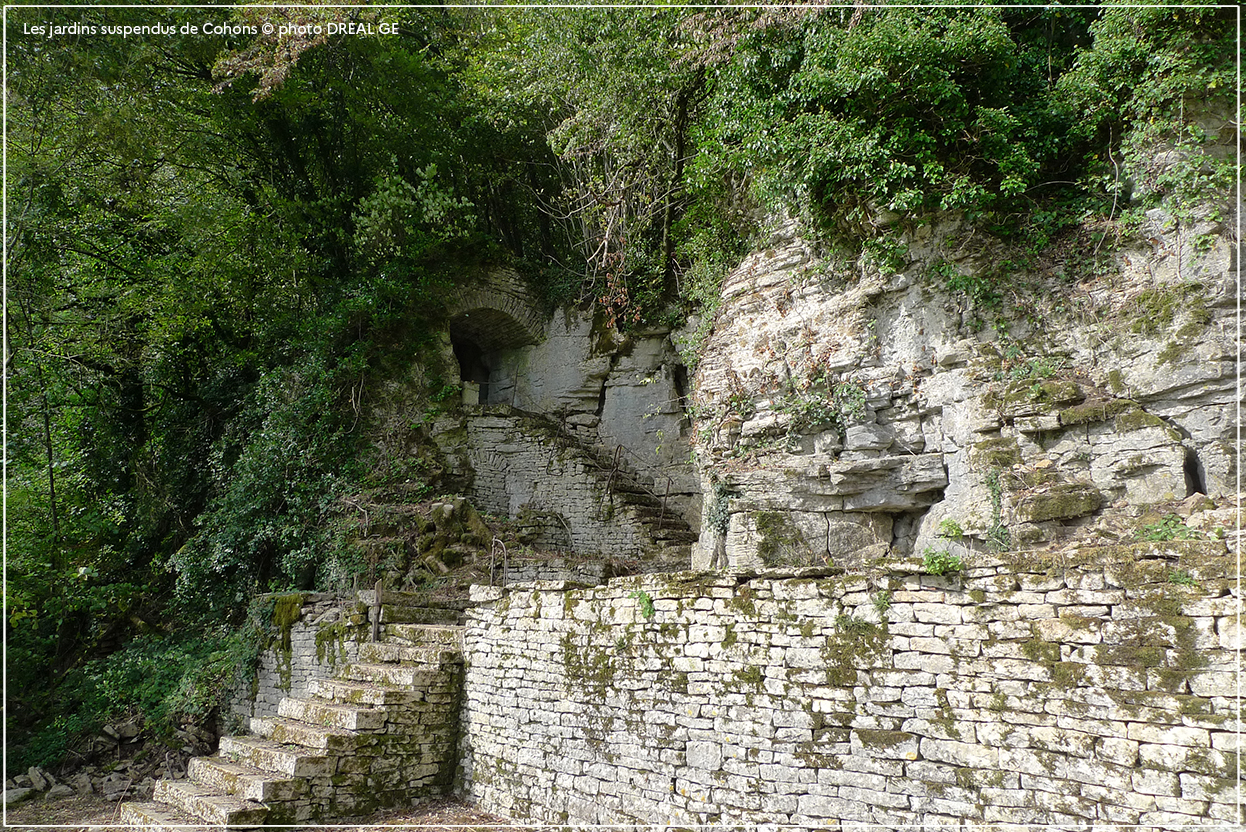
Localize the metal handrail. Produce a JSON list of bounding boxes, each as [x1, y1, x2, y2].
[[490, 537, 509, 587]]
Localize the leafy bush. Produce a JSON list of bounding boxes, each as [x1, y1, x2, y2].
[[923, 548, 965, 577]]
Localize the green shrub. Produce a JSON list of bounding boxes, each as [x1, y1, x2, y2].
[[923, 548, 964, 577]]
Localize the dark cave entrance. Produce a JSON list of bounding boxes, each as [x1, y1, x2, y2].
[[451, 333, 492, 402], [448, 307, 535, 405]]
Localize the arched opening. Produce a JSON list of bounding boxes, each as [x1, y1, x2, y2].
[[448, 307, 537, 405]]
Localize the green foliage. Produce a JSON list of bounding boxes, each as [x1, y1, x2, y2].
[[935, 260, 1002, 310], [922, 548, 965, 577], [937, 519, 964, 540], [353, 164, 476, 261], [170, 356, 364, 613], [871, 591, 893, 617], [1168, 569, 1198, 588], [708, 8, 1070, 242], [773, 370, 867, 447], [835, 614, 880, 637], [984, 468, 1012, 551], [1139, 515, 1201, 542], [628, 590, 656, 621], [1054, 5, 1234, 217], [706, 480, 735, 536]]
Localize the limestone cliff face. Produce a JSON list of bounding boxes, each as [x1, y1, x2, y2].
[[690, 211, 1237, 571]]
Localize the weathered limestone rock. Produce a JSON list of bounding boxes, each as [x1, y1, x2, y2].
[[689, 215, 1236, 568], [1013, 483, 1103, 523]]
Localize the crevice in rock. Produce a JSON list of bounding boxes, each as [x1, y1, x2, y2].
[[890, 508, 928, 557], [672, 362, 689, 406], [823, 512, 833, 563], [1183, 446, 1207, 496], [593, 353, 623, 418], [594, 380, 608, 418]]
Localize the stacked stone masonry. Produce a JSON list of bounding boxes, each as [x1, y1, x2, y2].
[[124, 600, 464, 829], [229, 593, 365, 724], [459, 544, 1242, 829], [463, 408, 695, 566]]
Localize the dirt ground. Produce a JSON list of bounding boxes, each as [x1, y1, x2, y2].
[[3, 794, 525, 831]]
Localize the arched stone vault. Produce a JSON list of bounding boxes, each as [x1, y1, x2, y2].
[[444, 269, 547, 352], [443, 269, 549, 406]]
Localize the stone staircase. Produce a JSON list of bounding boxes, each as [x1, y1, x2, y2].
[[507, 408, 700, 565], [575, 438, 700, 564], [120, 620, 463, 829]]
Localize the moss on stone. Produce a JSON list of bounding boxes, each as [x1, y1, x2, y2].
[[855, 729, 913, 749], [272, 593, 306, 655], [1156, 341, 1185, 366], [1021, 637, 1060, 665], [821, 618, 886, 687], [1130, 282, 1207, 336], [1050, 661, 1086, 687], [728, 584, 758, 617], [972, 436, 1021, 469], [755, 511, 811, 567], [733, 665, 763, 689], [560, 632, 617, 700], [1113, 407, 1166, 433], [668, 671, 689, 694], [1058, 397, 1135, 427], [1014, 483, 1103, 523], [314, 620, 361, 666]]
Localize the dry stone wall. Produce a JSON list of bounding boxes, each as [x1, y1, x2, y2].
[[229, 593, 367, 724], [461, 411, 653, 557], [459, 545, 1241, 828]]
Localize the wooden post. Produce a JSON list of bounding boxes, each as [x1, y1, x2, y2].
[[371, 579, 382, 642]]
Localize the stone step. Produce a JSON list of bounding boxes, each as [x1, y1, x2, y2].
[[309, 677, 424, 707], [219, 735, 336, 779], [278, 696, 387, 731], [382, 623, 464, 649], [358, 641, 462, 666], [251, 716, 373, 753], [357, 589, 464, 608], [153, 779, 268, 827], [651, 528, 699, 544], [378, 605, 462, 626], [187, 755, 303, 803], [343, 662, 457, 688], [358, 587, 436, 607], [119, 800, 216, 832], [342, 661, 456, 688]]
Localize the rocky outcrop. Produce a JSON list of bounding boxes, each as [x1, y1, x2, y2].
[[435, 303, 700, 529], [689, 210, 1237, 571]]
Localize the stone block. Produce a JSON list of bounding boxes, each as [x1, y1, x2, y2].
[[1014, 483, 1103, 523], [919, 738, 996, 768], [1133, 768, 1181, 796]]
